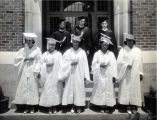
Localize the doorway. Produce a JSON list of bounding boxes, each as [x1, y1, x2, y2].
[[42, 0, 114, 51]]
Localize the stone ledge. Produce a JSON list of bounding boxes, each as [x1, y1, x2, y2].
[[0, 108, 148, 120]]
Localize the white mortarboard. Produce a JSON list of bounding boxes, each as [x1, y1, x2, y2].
[[23, 33, 37, 40], [46, 38, 59, 44], [126, 33, 135, 40], [123, 33, 135, 43], [100, 36, 113, 45], [71, 34, 81, 42]]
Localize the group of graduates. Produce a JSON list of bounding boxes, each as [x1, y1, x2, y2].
[[12, 17, 143, 115]]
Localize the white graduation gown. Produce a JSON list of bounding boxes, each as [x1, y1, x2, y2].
[[39, 50, 63, 107], [90, 50, 117, 106], [59, 48, 90, 106], [13, 45, 42, 105], [117, 45, 143, 106]]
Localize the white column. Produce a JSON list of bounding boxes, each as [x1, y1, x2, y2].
[[122, 0, 131, 34], [25, 0, 42, 49], [114, 0, 131, 46]]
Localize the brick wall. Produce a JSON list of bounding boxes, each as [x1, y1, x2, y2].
[[131, 0, 156, 50], [0, 0, 24, 51]]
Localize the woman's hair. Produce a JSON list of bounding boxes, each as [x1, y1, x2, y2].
[[25, 38, 35, 44], [124, 39, 136, 45]]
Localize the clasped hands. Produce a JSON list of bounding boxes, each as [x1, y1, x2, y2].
[[46, 63, 54, 67], [24, 57, 34, 62], [71, 60, 78, 66], [100, 63, 108, 68]]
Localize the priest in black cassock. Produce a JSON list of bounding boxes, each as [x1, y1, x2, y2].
[[51, 18, 71, 54], [95, 17, 118, 58]]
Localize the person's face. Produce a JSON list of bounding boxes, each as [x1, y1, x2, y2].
[[79, 19, 85, 27], [26, 39, 34, 49], [101, 21, 108, 29], [48, 42, 56, 52], [126, 39, 134, 49], [59, 21, 65, 30], [101, 42, 109, 52], [72, 40, 79, 50]]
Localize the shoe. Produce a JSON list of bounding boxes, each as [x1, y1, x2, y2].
[[104, 109, 109, 113], [127, 109, 132, 114], [24, 109, 29, 114], [53, 107, 57, 114], [30, 108, 34, 114], [132, 109, 137, 114], [100, 109, 104, 113], [71, 108, 75, 113], [49, 107, 52, 114], [77, 108, 81, 114]]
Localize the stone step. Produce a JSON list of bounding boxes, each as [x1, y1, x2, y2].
[[0, 108, 148, 120]]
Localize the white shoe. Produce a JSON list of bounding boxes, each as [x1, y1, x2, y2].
[[24, 109, 29, 114], [77, 108, 81, 114], [53, 110, 57, 114], [100, 109, 104, 113], [53, 108, 57, 114], [127, 109, 132, 114], [30, 110, 34, 114], [49, 108, 52, 114], [71, 108, 75, 113]]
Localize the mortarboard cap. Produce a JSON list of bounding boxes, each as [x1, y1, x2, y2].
[[46, 38, 59, 44], [123, 33, 136, 44], [71, 34, 81, 42], [23, 33, 37, 40], [100, 36, 113, 45], [78, 16, 86, 21]]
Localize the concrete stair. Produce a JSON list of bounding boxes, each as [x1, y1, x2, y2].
[[0, 108, 149, 120]]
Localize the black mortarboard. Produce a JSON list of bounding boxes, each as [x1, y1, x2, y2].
[[78, 16, 86, 21]]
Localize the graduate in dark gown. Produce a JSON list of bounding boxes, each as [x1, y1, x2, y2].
[[73, 16, 93, 70], [73, 16, 92, 56], [95, 17, 118, 58], [52, 18, 71, 54]]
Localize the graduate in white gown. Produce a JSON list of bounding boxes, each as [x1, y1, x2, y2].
[[39, 38, 63, 114], [13, 33, 42, 114], [90, 36, 117, 113], [117, 33, 143, 114], [58, 35, 91, 113]]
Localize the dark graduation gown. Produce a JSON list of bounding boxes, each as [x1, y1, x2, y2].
[[52, 30, 71, 54], [95, 29, 118, 58], [73, 26, 92, 53]]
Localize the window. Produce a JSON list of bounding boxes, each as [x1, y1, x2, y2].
[[97, 1, 108, 11]]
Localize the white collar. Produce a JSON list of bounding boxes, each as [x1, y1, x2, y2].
[[102, 28, 108, 32], [59, 29, 65, 32]]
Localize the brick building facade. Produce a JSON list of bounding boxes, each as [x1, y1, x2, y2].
[[0, 0, 24, 51], [132, 0, 156, 50], [0, 0, 156, 104]]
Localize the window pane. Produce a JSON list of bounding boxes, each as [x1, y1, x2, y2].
[[49, 1, 60, 11], [63, 1, 94, 12], [97, 1, 108, 11], [50, 17, 60, 34]]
